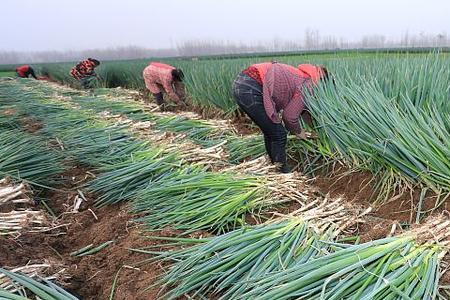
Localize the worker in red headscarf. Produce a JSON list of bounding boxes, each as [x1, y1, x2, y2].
[[15, 65, 37, 79], [297, 64, 329, 84], [142, 62, 186, 110], [232, 62, 328, 173], [295, 64, 330, 127]]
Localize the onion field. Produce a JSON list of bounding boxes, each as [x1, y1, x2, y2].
[[38, 52, 450, 206], [1, 51, 450, 299]]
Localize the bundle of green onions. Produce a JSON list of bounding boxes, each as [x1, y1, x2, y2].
[[144, 132, 228, 170], [54, 125, 138, 167], [235, 216, 450, 300], [0, 130, 64, 187], [0, 268, 78, 300], [70, 95, 149, 121], [95, 112, 229, 170], [149, 114, 228, 147], [141, 197, 367, 299], [226, 135, 266, 164], [152, 219, 336, 299], [0, 105, 21, 130], [89, 148, 180, 206], [133, 167, 276, 233], [223, 163, 310, 204]]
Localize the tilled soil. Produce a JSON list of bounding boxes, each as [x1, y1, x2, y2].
[[313, 168, 450, 223], [1, 163, 193, 300], [0, 203, 172, 300]]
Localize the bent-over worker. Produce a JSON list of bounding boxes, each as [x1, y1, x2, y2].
[[232, 62, 327, 173], [142, 62, 186, 110], [70, 58, 100, 89], [15, 65, 37, 79]]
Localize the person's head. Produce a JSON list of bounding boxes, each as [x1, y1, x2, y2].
[[319, 66, 329, 81], [172, 68, 184, 82], [88, 58, 100, 67], [319, 66, 336, 86]]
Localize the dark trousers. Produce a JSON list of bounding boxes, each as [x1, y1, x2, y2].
[[232, 73, 287, 166], [152, 92, 164, 106], [80, 76, 96, 89], [27, 68, 37, 79]]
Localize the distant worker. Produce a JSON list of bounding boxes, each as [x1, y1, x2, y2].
[[15, 65, 37, 79], [70, 58, 100, 89], [142, 62, 186, 110], [232, 62, 328, 173]]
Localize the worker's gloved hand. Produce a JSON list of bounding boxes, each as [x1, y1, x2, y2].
[[296, 130, 307, 140], [296, 130, 318, 140]]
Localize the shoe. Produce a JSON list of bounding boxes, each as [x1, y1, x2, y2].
[[275, 163, 292, 174], [280, 164, 292, 174]]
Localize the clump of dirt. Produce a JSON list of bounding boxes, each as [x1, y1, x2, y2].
[[357, 217, 396, 243], [314, 169, 375, 203], [20, 117, 43, 133], [38, 165, 96, 215], [0, 233, 61, 268]]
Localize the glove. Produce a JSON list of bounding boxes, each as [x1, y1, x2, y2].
[[296, 130, 318, 140]]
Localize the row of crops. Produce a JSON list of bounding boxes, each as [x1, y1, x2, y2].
[[36, 52, 450, 212], [0, 78, 315, 298], [1, 78, 449, 299], [0, 81, 83, 299]]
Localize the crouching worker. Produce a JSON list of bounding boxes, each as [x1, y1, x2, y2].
[[15, 65, 37, 79], [232, 62, 327, 173], [70, 58, 100, 89], [142, 62, 186, 110]]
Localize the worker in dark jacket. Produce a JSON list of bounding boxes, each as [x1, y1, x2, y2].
[[15, 65, 37, 79], [232, 62, 327, 173], [70, 58, 100, 89]]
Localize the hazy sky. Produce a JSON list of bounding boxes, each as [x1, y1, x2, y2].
[[1, 0, 449, 51]]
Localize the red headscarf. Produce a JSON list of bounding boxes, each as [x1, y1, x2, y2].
[[297, 64, 324, 84]]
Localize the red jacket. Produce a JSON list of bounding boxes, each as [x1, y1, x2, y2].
[[15, 65, 30, 77], [142, 62, 184, 103], [243, 62, 311, 134]]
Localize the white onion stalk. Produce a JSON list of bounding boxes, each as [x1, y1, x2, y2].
[[0, 210, 51, 235], [0, 178, 32, 205]]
